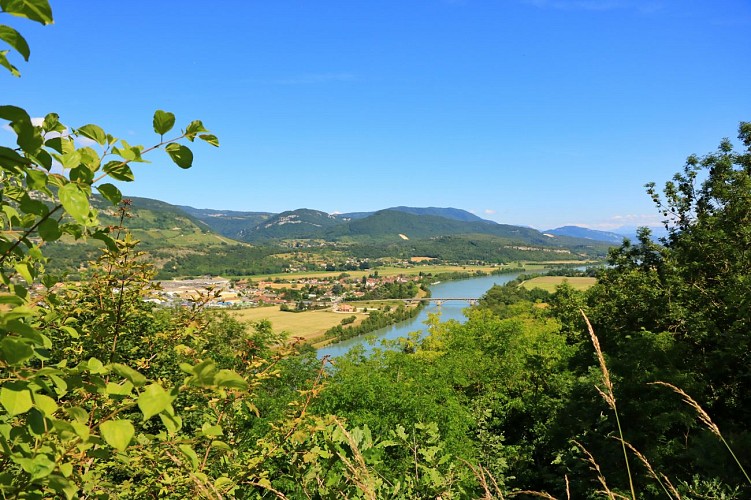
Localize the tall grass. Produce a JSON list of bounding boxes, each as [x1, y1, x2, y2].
[[581, 310, 637, 500], [650, 381, 751, 487]]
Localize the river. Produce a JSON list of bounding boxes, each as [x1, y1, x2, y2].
[[316, 271, 525, 359]]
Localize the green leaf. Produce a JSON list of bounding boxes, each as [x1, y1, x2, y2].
[[44, 136, 63, 153], [105, 381, 134, 396], [1, 386, 33, 416], [77, 146, 100, 170], [185, 119, 207, 141], [76, 124, 106, 146], [19, 195, 48, 216], [199, 134, 219, 147], [165, 143, 193, 169], [211, 440, 232, 451], [96, 183, 122, 205], [58, 149, 81, 170], [137, 383, 172, 421], [65, 406, 88, 424], [0, 104, 30, 123], [87, 357, 105, 373], [103, 161, 134, 182], [201, 423, 223, 437], [38, 218, 62, 241], [178, 444, 199, 470], [58, 183, 90, 223], [0, 337, 33, 365], [32, 393, 58, 416], [25, 168, 48, 189], [110, 363, 147, 387], [29, 147, 52, 170], [42, 112, 64, 132], [71, 421, 90, 441], [0, 0, 54, 25], [69, 165, 94, 183], [0, 105, 42, 153], [59, 462, 73, 477], [0, 25, 30, 60], [214, 369, 249, 390], [159, 412, 182, 434], [14, 261, 33, 283], [14, 454, 55, 481], [153, 110, 175, 136], [0, 50, 20, 76], [99, 420, 134, 452], [0, 145, 29, 169], [91, 231, 117, 252]]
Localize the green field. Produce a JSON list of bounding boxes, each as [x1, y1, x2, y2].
[[520, 276, 597, 292], [230, 306, 364, 342]]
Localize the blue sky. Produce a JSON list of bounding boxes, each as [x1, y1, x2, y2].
[[3, 0, 750, 230]]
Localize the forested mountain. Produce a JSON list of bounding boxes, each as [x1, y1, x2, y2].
[[177, 205, 273, 238], [238, 208, 343, 241], [340, 206, 490, 222], [43, 198, 610, 276], [167, 203, 610, 254], [327, 209, 545, 242]]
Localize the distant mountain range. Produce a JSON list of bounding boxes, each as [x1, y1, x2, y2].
[[543, 226, 625, 244], [48, 198, 636, 276], [543, 225, 669, 243], [103, 198, 659, 248]]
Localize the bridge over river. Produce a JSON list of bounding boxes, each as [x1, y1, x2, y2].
[[342, 297, 481, 306], [318, 272, 523, 359]]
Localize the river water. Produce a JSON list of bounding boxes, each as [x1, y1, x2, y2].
[[316, 271, 525, 359]]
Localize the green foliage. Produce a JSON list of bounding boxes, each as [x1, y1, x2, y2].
[[4, 4, 750, 497], [324, 303, 422, 342]]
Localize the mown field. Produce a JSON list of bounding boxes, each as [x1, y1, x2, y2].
[[230, 306, 365, 342], [520, 276, 597, 292]]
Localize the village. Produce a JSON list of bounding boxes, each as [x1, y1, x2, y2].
[[150, 271, 425, 312]]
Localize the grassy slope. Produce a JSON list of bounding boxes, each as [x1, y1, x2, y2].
[[520, 276, 597, 292]]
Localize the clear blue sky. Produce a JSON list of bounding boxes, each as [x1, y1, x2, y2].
[[3, 0, 750, 230]]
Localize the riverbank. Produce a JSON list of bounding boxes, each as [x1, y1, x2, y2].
[[316, 271, 529, 358], [314, 267, 532, 348]]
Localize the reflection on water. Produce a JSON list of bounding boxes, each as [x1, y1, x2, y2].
[[316, 272, 524, 359]]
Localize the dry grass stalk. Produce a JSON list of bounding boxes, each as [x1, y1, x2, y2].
[[565, 475, 570, 500], [487, 468, 505, 499], [619, 438, 681, 499], [573, 440, 616, 500], [650, 381, 751, 486], [581, 310, 615, 409], [580, 310, 636, 500], [649, 381, 719, 436], [508, 490, 557, 499], [459, 459, 504, 499], [332, 418, 378, 500]]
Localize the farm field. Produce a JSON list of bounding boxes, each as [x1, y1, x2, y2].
[[235, 261, 591, 282], [242, 264, 506, 282], [230, 306, 365, 342], [520, 276, 597, 292]]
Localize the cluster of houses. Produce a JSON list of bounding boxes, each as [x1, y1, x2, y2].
[[147, 273, 423, 310]]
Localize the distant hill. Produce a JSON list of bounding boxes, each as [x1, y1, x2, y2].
[[544, 226, 625, 244], [327, 209, 547, 243], [43, 196, 616, 277], [92, 197, 232, 247], [339, 206, 490, 223], [239, 208, 342, 241], [178, 206, 273, 238]]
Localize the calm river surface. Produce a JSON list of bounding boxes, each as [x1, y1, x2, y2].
[[316, 271, 525, 359]]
